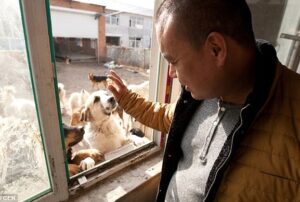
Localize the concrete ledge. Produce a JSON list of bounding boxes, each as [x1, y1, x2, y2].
[[67, 152, 163, 202]]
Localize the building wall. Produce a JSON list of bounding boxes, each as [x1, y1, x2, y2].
[[106, 11, 153, 48], [51, 8, 98, 38], [107, 46, 150, 68]]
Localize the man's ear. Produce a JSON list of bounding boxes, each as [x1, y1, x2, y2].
[[206, 32, 227, 67]]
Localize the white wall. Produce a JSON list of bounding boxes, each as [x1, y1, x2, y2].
[[50, 7, 98, 38]]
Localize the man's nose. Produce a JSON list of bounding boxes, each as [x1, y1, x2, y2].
[[168, 64, 177, 78]]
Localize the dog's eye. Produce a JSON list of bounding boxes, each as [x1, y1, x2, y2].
[[94, 96, 100, 103]]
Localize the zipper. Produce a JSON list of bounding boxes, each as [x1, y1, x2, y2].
[[199, 100, 227, 164], [203, 103, 250, 201]]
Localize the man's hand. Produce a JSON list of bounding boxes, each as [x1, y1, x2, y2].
[[107, 70, 129, 101]]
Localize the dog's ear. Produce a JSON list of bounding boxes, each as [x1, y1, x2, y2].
[[70, 112, 81, 126], [80, 108, 88, 122], [80, 108, 94, 122], [94, 96, 100, 104]]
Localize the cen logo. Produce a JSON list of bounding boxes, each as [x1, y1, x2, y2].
[[0, 194, 18, 202]]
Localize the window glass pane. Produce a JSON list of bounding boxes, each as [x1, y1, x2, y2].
[[111, 15, 119, 25], [247, 0, 300, 73], [50, 0, 154, 178], [0, 0, 51, 201], [105, 16, 110, 24]]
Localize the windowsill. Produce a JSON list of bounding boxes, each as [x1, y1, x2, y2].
[[67, 149, 163, 202]]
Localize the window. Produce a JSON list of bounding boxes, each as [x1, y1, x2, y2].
[[105, 14, 119, 25], [129, 37, 142, 48], [49, 0, 160, 196], [129, 16, 144, 29], [106, 36, 120, 46], [1, 0, 56, 201], [90, 39, 97, 49]]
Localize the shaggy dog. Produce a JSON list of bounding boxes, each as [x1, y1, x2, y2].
[[128, 81, 149, 99], [58, 83, 67, 115], [0, 86, 36, 122], [69, 107, 84, 126], [73, 90, 130, 154], [63, 123, 104, 175], [122, 81, 150, 135], [68, 89, 90, 115]]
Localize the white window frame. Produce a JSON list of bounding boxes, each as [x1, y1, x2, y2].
[[129, 16, 144, 29], [105, 14, 119, 25], [129, 37, 142, 48], [19, 0, 168, 201]]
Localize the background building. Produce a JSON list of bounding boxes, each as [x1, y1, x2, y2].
[[50, 0, 153, 67]]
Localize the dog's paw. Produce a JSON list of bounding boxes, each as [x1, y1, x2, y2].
[[87, 149, 105, 163], [80, 157, 95, 170], [68, 164, 81, 176], [129, 128, 145, 137]]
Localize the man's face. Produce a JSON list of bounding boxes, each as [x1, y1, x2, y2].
[[156, 15, 221, 100]]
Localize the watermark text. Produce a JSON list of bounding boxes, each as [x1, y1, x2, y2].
[[0, 194, 18, 202]]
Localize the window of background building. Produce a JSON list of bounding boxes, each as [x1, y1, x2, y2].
[[129, 16, 144, 29], [129, 37, 142, 48], [105, 14, 119, 25], [106, 36, 120, 46]]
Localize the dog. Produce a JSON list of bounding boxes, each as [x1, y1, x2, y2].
[[88, 73, 108, 89], [63, 123, 104, 176], [68, 89, 90, 115], [69, 107, 85, 126], [121, 81, 150, 136], [72, 90, 131, 155], [0, 85, 36, 122], [128, 81, 149, 99], [58, 83, 67, 115]]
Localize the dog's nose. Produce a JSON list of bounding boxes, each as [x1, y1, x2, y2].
[[108, 96, 115, 105]]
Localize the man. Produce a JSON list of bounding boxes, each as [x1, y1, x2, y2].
[[153, 0, 300, 201]]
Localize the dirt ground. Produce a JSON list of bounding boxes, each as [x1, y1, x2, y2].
[[56, 60, 149, 98]]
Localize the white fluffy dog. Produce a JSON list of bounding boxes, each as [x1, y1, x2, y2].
[[58, 83, 67, 115], [68, 89, 90, 115], [128, 81, 149, 99], [0, 86, 36, 122], [122, 81, 150, 135], [72, 90, 129, 155]]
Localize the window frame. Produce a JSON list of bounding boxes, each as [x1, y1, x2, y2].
[[129, 37, 142, 48], [19, 0, 167, 201], [20, 0, 69, 201], [106, 14, 119, 25], [129, 16, 144, 29]]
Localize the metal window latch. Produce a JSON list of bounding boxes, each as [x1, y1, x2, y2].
[[280, 33, 300, 41], [280, 33, 300, 72], [77, 176, 88, 185]]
